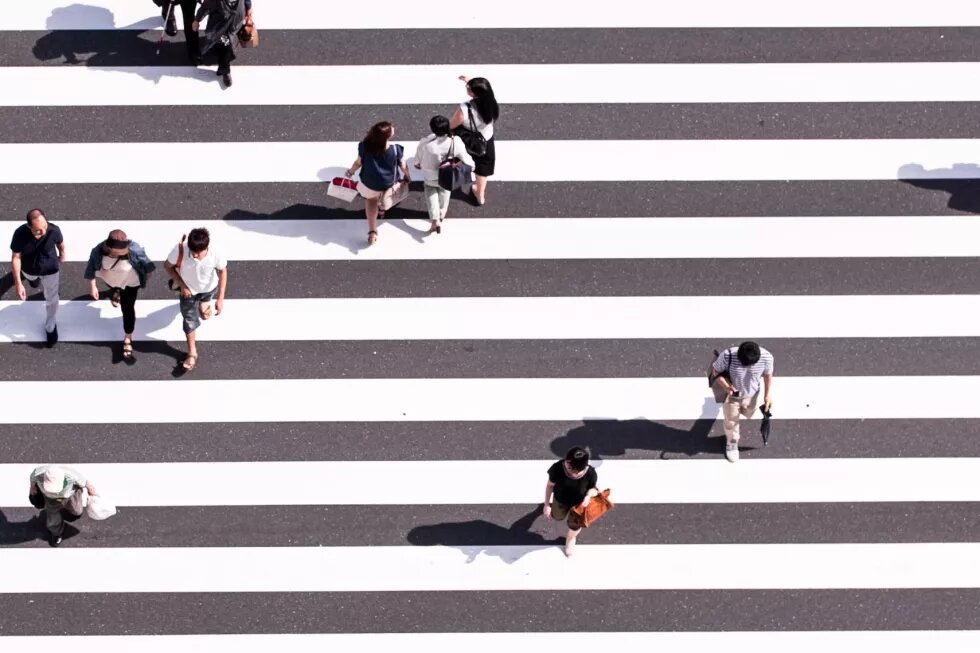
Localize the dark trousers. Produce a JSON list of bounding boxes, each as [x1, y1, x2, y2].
[[162, 0, 200, 60], [213, 39, 236, 74], [106, 285, 140, 334]]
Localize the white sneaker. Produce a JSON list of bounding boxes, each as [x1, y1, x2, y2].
[[725, 440, 739, 463]]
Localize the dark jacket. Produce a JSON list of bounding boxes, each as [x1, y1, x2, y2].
[[83, 241, 156, 288], [196, 0, 252, 54]]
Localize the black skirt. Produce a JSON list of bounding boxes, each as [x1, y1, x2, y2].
[[472, 136, 495, 177]]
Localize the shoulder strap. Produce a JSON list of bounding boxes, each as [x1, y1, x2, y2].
[[466, 103, 477, 131], [175, 234, 186, 269]]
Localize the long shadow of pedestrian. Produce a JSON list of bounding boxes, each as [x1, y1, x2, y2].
[[0, 508, 81, 546], [224, 196, 433, 255], [74, 301, 188, 375], [551, 413, 758, 461], [0, 509, 45, 545], [406, 505, 561, 564], [32, 3, 214, 81], [0, 293, 187, 373], [898, 162, 980, 214]]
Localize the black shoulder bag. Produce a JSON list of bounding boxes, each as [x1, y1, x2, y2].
[[455, 103, 488, 158], [438, 136, 473, 192]]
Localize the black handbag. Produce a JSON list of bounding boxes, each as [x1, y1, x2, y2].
[[438, 137, 473, 192], [455, 103, 487, 158]]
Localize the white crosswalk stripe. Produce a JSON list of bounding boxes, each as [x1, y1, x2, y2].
[[4, 458, 980, 505], [6, 217, 979, 260], [1, 0, 978, 645], [4, 543, 980, 592], [3, 296, 980, 342]]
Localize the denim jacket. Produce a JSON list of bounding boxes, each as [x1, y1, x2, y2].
[[83, 241, 156, 288]]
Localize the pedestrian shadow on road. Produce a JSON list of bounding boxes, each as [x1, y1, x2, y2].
[[224, 196, 432, 255], [0, 508, 81, 546], [898, 163, 980, 214], [406, 505, 562, 564], [74, 301, 188, 376], [32, 4, 215, 81], [551, 414, 760, 461], [0, 296, 187, 373]]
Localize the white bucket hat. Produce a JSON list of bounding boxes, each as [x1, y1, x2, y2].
[[41, 466, 66, 495]]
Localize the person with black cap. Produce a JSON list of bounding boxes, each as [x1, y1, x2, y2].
[[710, 341, 774, 463], [84, 230, 156, 361], [10, 209, 65, 347]]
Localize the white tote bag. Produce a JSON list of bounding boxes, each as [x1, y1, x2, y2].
[[84, 494, 117, 520], [327, 177, 360, 203]]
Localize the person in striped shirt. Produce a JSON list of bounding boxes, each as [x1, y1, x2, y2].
[[710, 341, 774, 463]]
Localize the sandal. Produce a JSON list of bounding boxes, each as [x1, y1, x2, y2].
[[367, 230, 378, 246], [377, 207, 386, 219], [122, 339, 134, 360], [109, 288, 121, 308], [182, 354, 198, 372], [199, 303, 212, 320]]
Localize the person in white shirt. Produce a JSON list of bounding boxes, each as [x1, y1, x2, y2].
[[450, 76, 499, 206], [414, 115, 475, 233], [163, 227, 228, 372]]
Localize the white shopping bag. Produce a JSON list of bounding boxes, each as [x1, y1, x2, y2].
[[85, 494, 117, 520], [327, 177, 360, 203]]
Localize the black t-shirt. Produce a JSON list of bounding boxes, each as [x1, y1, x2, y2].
[[548, 460, 598, 507], [10, 223, 63, 276]]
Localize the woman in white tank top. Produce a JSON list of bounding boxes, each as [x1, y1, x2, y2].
[[450, 76, 500, 206]]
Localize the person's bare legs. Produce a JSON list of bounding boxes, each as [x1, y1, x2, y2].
[[183, 330, 198, 370], [365, 197, 380, 244], [473, 175, 488, 205], [564, 526, 581, 557]]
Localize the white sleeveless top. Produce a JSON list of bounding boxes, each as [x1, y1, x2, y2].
[[460, 102, 494, 140], [95, 256, 140, 288]]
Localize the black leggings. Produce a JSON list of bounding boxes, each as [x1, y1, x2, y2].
[[112, 286, 140, 335]]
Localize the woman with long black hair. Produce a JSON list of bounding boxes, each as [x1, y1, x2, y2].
[[346, 121, 412, 246], [450, 76, 499, 206]]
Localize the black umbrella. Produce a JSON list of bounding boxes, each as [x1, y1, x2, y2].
[[760, 406, 772, 445]]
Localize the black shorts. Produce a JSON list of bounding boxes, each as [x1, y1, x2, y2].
[[473, 136, 495, 177]]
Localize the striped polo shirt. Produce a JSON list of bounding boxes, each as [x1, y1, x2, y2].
[[712, 346, 774, 398]]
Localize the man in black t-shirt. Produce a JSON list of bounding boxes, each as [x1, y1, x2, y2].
[[10, 209, 65, 347]]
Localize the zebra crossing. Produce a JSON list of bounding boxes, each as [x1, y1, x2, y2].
[[1, 0, 979, 647]]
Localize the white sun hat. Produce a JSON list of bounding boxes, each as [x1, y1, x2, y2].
[[41, 466, 66, 495]]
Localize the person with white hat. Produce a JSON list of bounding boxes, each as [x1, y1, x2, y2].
[[29, 464, 97, 547]]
